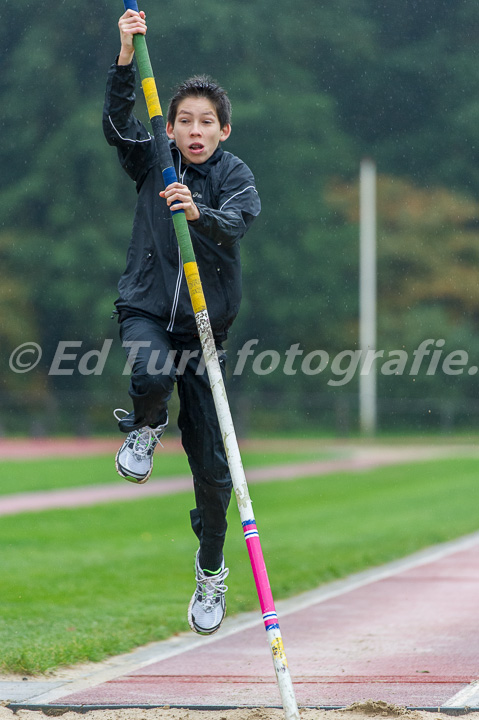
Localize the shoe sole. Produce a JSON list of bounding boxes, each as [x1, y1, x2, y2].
[[187, 593, 226, 636], [115, 450, 152, 484]]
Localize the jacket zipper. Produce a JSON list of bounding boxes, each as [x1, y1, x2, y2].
[[167, 155, 186, 332]]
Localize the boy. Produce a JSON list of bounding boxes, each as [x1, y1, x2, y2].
[[103, 9, 261, 635]]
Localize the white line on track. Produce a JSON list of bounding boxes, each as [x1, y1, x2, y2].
[[443, 680, 479, 709]]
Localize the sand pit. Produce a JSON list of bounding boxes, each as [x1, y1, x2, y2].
[[0, 700, 464, 720]]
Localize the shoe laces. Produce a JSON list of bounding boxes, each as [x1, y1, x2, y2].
[[114, 409, 166, 460], [131, 426, 164, 459], [195, 565, 229, 612]]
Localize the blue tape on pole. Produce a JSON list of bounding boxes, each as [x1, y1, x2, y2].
[[265, 623, 280, 631], [162, 166, 178, 186], [123, 0, 139, 11], [162, 166, 184, 215]]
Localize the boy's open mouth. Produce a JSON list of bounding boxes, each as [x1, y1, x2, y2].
[[189, 143, 205, 152]]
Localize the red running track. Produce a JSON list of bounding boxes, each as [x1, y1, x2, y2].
[[49, 535, 479, 710]]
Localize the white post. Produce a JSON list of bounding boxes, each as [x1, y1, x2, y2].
[[359, 158, 377, 435]]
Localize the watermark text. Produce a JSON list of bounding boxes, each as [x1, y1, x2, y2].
[[7, 338, 476, 385]]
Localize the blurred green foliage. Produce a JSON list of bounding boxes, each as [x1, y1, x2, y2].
[[2, 0, 479, 433]]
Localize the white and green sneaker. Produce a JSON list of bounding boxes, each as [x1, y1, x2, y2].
[[188, 551, 229, 635], [114, 409, 168, 484]]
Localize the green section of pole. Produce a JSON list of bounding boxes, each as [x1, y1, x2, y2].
[[172, 212, 197, 265], [132, 31, 198, 268], [132, 34, 154, 82]]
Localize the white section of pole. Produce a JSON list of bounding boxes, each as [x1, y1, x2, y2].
[[359, 158, 377, 436], [196, 311, 300, 720]]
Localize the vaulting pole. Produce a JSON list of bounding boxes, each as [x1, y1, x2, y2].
[[121, 3, 299, 717]]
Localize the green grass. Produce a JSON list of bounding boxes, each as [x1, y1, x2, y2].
[[0, 448, 330, 496], [0, 454, 188, 495], [1, 455, 479, 675]]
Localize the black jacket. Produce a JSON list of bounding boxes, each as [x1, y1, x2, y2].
[[103, 61, 261, 341]]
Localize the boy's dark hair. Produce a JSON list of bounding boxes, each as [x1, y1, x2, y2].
[[167, 75, 232, 129]]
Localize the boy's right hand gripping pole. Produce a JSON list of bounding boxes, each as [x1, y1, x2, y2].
[[121, 4, 300, 718]]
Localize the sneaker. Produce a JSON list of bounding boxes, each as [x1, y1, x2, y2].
[[188, 551, 229, 635], [113, 409, 168, 484]]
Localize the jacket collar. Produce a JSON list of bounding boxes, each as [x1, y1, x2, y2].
[[169, 141, 224, 177]]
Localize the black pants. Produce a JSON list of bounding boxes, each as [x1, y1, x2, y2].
[[119, 315, 232, 571]]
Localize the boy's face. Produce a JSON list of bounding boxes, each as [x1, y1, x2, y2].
[[166, 97, 231, 165]]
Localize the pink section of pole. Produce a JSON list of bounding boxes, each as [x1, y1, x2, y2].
[[243, 519, 278, 628]]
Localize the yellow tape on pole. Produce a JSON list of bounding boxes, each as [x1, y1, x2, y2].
[[271, 636, 288, 668], [141, 77, 163, 118], [184, 262, 206, 314]]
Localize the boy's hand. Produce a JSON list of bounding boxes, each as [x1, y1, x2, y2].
[[160, 183, 200, 222], [117, 9, 146, 66]]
